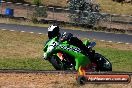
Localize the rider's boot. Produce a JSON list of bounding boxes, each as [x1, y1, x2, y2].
[[81, 45, 93, 58]]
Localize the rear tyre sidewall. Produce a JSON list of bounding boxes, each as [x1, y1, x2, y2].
[[94, 53, 112, 71]]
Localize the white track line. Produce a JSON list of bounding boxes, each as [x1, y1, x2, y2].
[[108, 41, 112, 43], [100, 40, 105, 42], [10, 30, 15, 31], [1, 29, 7, 31], [38, 33, 43, 35], [29, 32, 34, 34], [21, 31, 25, 33], [125, 43, 130, 45], [117, 42, 123, 44], [1, 29, 131, 45]]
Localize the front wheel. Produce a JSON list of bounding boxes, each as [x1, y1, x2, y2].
[[49, 55, 75, 70], [49, 56, 63, 70]]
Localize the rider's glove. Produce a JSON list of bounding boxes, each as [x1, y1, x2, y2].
[[60, 32, 73, 42]]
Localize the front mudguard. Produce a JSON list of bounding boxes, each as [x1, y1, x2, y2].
[[49, 55, 64, 70], [49, 54, 76, 70]]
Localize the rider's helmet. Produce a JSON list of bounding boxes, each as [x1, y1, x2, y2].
[[48, 25, 60, 39]]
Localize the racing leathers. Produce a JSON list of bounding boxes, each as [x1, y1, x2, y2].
[[59, 32, 94, 59]]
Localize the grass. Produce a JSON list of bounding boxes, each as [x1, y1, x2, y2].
[[95, 0, 132, 15], [7, 0, 131, 15], [26, 0, 132, 15], [0, 18, 87, 31], [26, 0, 68, 7], [0, 58, 54, 70], [95, 48, 132, 71], [0, 30, 132, 71], [0, 30, 54, 70]]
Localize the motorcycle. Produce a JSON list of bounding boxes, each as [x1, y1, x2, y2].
[[43, 37, 112, 71]]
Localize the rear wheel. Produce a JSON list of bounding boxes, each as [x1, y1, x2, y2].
[[94, 53, 112, 71]]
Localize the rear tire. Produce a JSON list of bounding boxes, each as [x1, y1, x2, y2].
[[94, 53, 112, 71]]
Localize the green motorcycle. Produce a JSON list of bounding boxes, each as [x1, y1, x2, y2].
[[43, 37, 112, 71]]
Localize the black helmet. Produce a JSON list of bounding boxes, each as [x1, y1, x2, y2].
[[48, 25, 60, 39]]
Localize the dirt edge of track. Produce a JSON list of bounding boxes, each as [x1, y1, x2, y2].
[[0, 72, 131, 88]]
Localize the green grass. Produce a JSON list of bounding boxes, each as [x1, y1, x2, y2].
[[5, 0, 132, 15], [28, 0, 132, 15], [0, 30, 132, 71], [0, 29, 55, 70], [96, 0, 132, 15], [26, 0, 67, 7], [95, 47, 132, 71], [0, 58, 54, 70]]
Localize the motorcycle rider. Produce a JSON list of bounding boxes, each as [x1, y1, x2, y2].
[[43, 25, 112, 73], [45, 25, 96, 73], [47, 25, 94, 59]]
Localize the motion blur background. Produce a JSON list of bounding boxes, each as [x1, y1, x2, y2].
[[0, 0, 132, 33]]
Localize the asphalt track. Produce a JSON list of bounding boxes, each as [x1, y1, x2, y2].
[[0, 23, 132, 44]]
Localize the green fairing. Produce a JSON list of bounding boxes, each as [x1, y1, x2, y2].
[[43, 37, 91, 70], [56, 44, 91, 70]]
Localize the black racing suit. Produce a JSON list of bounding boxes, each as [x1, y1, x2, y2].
[[59, 32, 94, 59]]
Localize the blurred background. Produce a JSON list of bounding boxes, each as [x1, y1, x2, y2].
[[0, 0, 131, 33]]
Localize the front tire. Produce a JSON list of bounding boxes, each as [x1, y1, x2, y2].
[[49, 56, 63, 70], [49, 54, 76, 70]]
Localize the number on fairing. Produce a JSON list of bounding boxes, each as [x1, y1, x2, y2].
[[50, 42, 58, 47]]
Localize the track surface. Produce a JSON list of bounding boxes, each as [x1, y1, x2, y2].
[[0, 23, 132, 43]]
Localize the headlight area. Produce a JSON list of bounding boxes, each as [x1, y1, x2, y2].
[[47, 45, 54, 52], [43, 53, 47, 60], [43, 45, 54, 60]]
